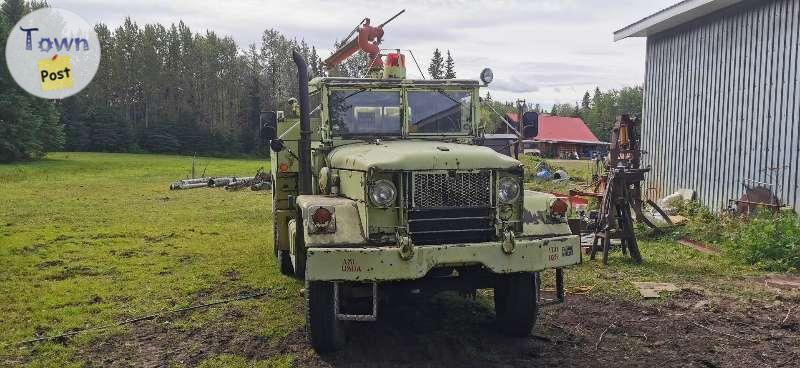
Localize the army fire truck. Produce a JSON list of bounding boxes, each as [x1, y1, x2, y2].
[[261, 12, 581, 352]]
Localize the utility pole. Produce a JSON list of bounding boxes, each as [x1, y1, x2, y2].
[[515, 99, 526, 159]]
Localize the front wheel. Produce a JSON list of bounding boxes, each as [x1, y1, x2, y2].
[[493, 272, 538, 336], [306, 281, 346, 353], [277, 250, 293, 276]]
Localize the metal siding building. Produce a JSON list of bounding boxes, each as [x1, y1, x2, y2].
[[616, 0, 800, 210]]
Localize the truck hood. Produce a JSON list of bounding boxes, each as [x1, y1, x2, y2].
[[328, 140, 521, 171]]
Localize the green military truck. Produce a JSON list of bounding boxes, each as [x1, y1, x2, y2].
[[261, 51, 581, 352]]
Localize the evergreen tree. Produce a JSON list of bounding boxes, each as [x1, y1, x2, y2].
[[593, 87, 602, 107], [242, 43, 263, 154], [581, 91, 591, 111], [61, 97, 90, 151], [0, 1, 63, 162], [87, 105, 130, 152], [1, 0, 27, 24], [444, 50, 456, 79], [428, 48, 444, 79]]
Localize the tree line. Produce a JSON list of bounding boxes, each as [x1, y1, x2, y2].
[[2, 0, 460, 162], [59, 17, 338, 158], [549, 86, 643, 142], [478, 86, 643, 142], [4, 0, 642, 161], [0, 0, 63, 162]]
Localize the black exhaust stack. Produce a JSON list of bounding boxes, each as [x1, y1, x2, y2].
[[292, 50, 313, 195]]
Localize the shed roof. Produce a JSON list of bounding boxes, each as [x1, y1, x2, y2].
[[507, 113, 604, 145], [614, 0, 743, 41]]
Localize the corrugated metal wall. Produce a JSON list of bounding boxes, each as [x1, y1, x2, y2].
[[642, 0, 800, 210]]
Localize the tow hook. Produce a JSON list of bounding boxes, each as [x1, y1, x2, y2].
[[501, 230, 515, 254], [397, 232, 414, 260]]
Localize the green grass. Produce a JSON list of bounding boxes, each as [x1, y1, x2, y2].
[[560, 239, 762, 301], [0, 152, 777, 366], [0, 152, 303, 366], [521, 157, 597, 194]]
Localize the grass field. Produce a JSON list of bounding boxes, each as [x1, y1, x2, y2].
[[0, 152, 790, 367], [0, 153, 302, 367]]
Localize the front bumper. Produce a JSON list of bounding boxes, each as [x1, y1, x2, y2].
[[305, 235, 581, 282]]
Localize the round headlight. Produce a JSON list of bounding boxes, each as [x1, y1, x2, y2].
[[370, 180, 397, 207], [497, 177, 520, 203], [480, 68, 493, 84]]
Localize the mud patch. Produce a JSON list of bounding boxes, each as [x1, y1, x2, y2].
[[179, 255, 194, 264], [223, 270, 240, 281], [81, 291, 800, 368], [11, 243, 48, 255], [53, 234, 72, 242], [36, 260, 65, 269], [144, 232, 176, 243], [45, 266, 102, 281], [90, 233, 131, 240], [83, 307, 311, 368], [116, 249, 139, 258], [312, 292, 799, 368], [762, 274, 800, 290]]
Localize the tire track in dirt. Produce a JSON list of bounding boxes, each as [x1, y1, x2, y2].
[[83, 291, 800, 367]]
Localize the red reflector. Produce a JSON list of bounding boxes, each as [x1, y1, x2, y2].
[[550, 199, 568, 215], [312, 207, 332, 225]]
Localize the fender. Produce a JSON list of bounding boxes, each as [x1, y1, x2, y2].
[[521, 190, 573, 237], [296, 195, 368, 247]]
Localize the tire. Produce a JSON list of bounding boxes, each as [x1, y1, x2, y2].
[[273, 205, 293, 276], [293, 221, 306, 278], [306, 280, 345, 353], [277, 249, 293, 276], [494, 272, 538, 337], [293, 250, 306, 278]]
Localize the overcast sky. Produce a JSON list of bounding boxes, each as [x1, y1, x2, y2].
[[49, 0, 676, 108]]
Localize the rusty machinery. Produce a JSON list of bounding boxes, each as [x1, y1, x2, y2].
[[323, 10, 406, 75], [570, 115, 667, 265]]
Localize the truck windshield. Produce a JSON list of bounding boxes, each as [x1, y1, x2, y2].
[[329, 89, 402, 135], [408, 90, 471, 134]]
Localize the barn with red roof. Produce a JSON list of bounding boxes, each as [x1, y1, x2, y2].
[[503, 113, 608, 159]]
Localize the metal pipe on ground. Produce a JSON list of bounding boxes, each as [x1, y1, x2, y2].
[[173, 182, 208, 190], [208, 177, 234, 187], [179, 178, 209, 185]]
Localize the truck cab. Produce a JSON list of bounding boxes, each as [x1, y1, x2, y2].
[[264, 52, 581, 352]]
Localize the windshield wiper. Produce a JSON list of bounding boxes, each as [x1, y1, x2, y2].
[[433, 88, 464, 106], [342, 88, 367, 101]]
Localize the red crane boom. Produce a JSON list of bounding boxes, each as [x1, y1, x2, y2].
[[323, 10, 405, 72]]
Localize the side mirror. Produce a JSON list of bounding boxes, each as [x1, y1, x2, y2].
[[522, 111, 539, 139], [260, 110, 277, 140], [270, 139, 285, 153]]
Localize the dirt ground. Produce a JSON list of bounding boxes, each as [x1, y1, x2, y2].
[[83, 286, 800, 368]]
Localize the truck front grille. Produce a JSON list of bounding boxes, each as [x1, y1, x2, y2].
[[408, 207, 494, 245], [406, 170, 494, 245], [411, 170, 492, 208]]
